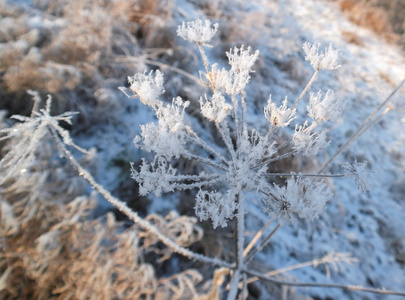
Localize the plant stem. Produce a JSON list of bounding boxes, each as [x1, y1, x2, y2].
[[319, 78, 405, 173], [243, 216, 275, 258], [243, 267, 405, 297], [185, 126, 229, 165], [292, 69, 319, 110], [197, 42, 215, 90], [244, 224, 280, 264], [228, 193, 246, 299], [264, 173, 345, 178]]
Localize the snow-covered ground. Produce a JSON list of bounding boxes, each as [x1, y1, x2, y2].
[[2, 0, 405, 299]]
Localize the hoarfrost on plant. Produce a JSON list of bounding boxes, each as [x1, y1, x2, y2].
[[177, 19, 218, 46], [195, 189, 236, 229], [343, 160, 370, 192], [307, 90, 344, 123], [200, 93, 232, 123], [226, 46, 259, 73], [264, 96, 296, 127], [122, 20, 349, 232], [119, 70, 165, 108], [133, 96, 189, 159], [131, 158, 177, 197], [303, 42, 340, 71], [292, 122, 329, 156], [263, 176, 333, 224]]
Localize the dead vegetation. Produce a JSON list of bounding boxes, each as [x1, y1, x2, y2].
[[336, 0, 404, 44], [0, 133, 208, 299], [0, 0, 176, 122]]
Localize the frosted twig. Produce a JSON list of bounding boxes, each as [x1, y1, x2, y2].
[[49, 128, 232, 269], [292, 69, 319, 110], [273, 138, 293, 153], [241, 91, 248, 142], [216, 122, 237, 163], [319, 78, 405, 173], [243, 216, 276, 258], [244, 224, 281, 264], [252, 150, 298, 170], [174, 179, 226, 191], [243, 267, 405, 297], [264, 173, 345, 178], [227, 269, 241, 300], [187, 153, 228, 171], [231, 94, 241, 151], [246, 252, 357, 285], [115, 56, 204, 87], [197, 42, 215, 89], [27, 90, 42, 117], [184, 126, 229, 166], [185, 127, 229, 164]]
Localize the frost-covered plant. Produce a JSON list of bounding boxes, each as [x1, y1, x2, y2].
[[177, 19, 219, 46], [121, 21, 344, 230], [120, 19, 369, 298], [2, 15, 403, 300]]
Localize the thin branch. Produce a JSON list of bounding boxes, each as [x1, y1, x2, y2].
[[160, 172, 224, 182], [246, 252, 357, 285], [264, 173, 345, 178], [244, 224, 281, 264], [243, 216, 275, 258], [116, 56, 204, 87], [196, 42, 215, 90], [243, 267, 405, 297], [292, 69, 319, 110], [187, 153, 228, 171], [231, 94, 241, 152], [185, 126, 229, 165], [319, 78, 405, 173], [264, 126, 277, 141], [273, 138, 292, 153], [253, 150, 298, 170], [241, 91, 248, 142], [216, 121, 237, 164], [144, 59, 204, 87], [227, 270, 241, 300], [174, 178, 226, 190]]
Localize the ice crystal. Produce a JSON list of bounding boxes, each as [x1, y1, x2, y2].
[[133, 97, 189, 159]]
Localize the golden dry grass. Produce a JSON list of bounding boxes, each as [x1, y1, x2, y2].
[[338, 0, 400, 42]]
